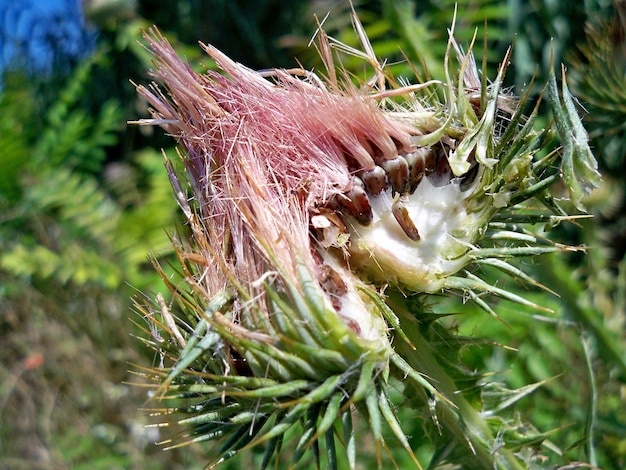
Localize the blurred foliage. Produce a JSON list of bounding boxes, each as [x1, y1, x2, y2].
[[0, 9, 181, 470], [0, 0, 624, 469], [1, 71, 164, 470]]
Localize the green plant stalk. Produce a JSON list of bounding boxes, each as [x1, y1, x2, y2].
[[389, 293, 525, 470]]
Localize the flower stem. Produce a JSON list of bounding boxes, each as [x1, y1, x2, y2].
[[388, 292, 525, 470]]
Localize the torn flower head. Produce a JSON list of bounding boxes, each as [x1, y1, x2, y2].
[[133, 12, 599, 469]]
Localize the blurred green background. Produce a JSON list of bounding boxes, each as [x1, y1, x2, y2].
[[0, 0, 624, 468]]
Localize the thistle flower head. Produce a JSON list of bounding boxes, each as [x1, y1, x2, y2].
[[133, 11, 599, 469], [137, 28, 399, 347]]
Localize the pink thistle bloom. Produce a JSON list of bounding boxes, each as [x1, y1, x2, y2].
[[136, 27, 411, 344]]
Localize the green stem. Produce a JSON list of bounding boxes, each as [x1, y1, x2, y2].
[[389, 293, 525, 470]]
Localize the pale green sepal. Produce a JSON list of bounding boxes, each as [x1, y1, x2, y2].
[[481, 378, 555, 417], [410, 109, 454, 148], [163, 289, 232, 389], [226, 380, 312, 399], [303, 392, 343, 452], [469, 245, 567, 259], [546, 66, 602, 211], [477, 258, 558, 295], [291, 408, 320, 465], [465, 288, 506, 324], [279, 373, 343, 407], [364, 388, 384, 465], [448, 50, 509, 176], [378, 390, 422, 467], [242, 403, 309, 450], [445, 272, 552, 313], [177, 403, 242, 425]]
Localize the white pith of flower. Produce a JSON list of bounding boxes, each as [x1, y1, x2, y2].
[[347, 173, 486, 293]]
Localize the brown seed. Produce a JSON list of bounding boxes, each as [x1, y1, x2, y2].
[[424, 147, 437, 175], [338, 180, 373, 225], [361, 166, 388, 196], [405, 148, 428, 191], [436, 148, 451, 177], [382, 156, 409, 194], [392, 199, 421, 241]]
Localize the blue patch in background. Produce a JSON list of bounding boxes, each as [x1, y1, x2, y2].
[[0, 0, 96, 79]]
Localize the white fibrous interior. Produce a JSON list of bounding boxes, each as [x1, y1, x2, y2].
[[347, 176, 484, 293]]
